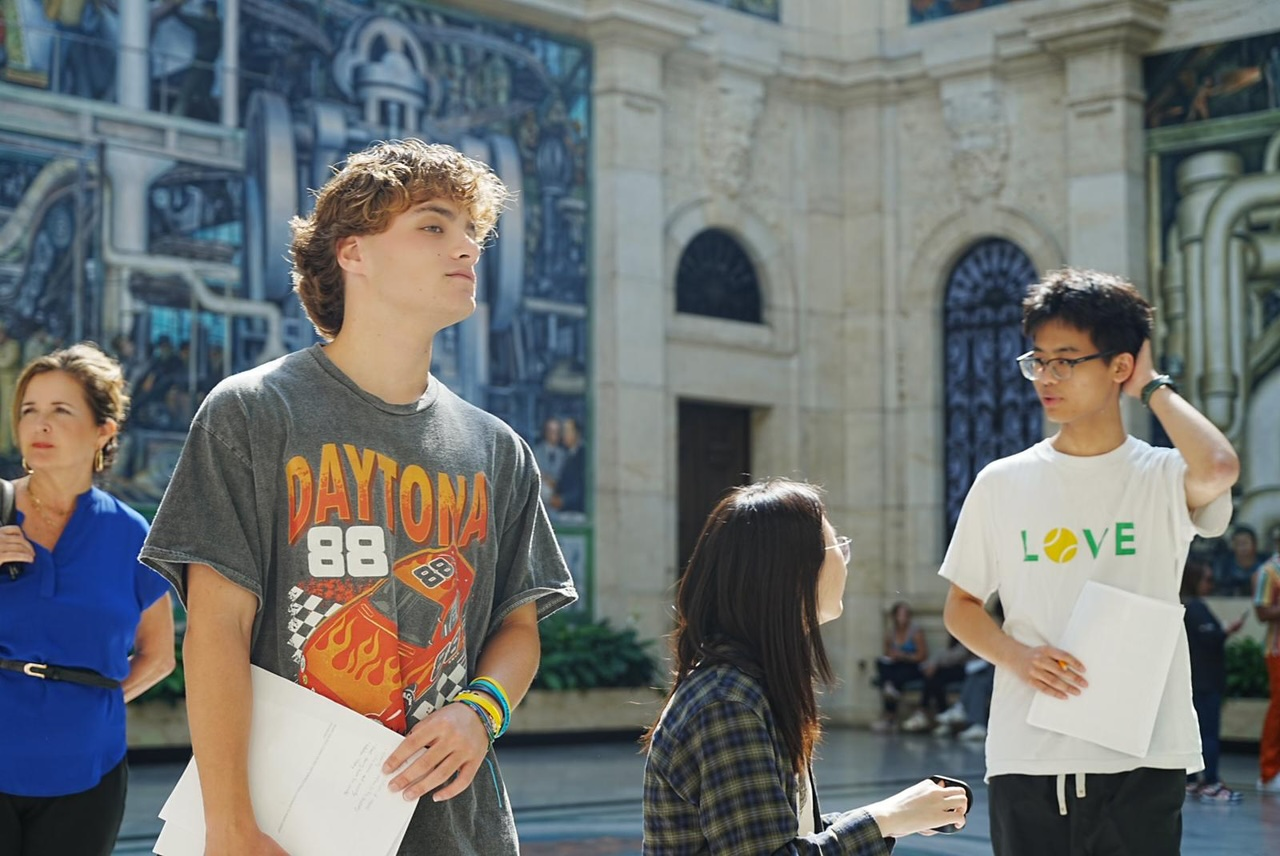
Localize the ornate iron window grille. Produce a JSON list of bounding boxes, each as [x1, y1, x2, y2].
[[943, 239, 1043, 543], [676, 229, 762, 324]]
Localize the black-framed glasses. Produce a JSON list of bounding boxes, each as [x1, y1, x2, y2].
[[826, 536, 852, 565], [1016, 350, 1116, 382]]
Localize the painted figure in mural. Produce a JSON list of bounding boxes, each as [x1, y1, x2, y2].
[[0, 343, 175, 856], [1253, 526, 1280, 794], [941, 269, 1238, 856], [0, 322, 20, 456], [551, 416, 585, 514], [41, 0, 114, 99], [172, 0, 221, 121], [643, 479, 968, 852], [532, 416, 564, 503], [141, 140, 577, 856]]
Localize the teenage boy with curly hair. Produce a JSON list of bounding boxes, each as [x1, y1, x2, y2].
[[142, 140, 577, 855], [941, 268, 1238, 855]]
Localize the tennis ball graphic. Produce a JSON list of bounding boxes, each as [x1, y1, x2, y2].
[[1043, 528, 1078, 563]]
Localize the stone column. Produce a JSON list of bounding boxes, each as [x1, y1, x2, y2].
[[1028, 0, 1167, 279], [585, 3, 697, 639]]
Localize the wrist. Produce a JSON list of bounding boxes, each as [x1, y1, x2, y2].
[[1139, 374, 1178, 407]]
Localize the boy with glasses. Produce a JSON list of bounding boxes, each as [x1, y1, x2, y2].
[[940, 268, 1238, 856]]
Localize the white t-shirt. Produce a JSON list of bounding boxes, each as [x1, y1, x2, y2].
[[939, 436, 1231, 779]]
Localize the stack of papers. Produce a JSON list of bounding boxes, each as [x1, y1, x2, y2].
[[154, 666, 418, 855], [1026, 581, 1185, 757]]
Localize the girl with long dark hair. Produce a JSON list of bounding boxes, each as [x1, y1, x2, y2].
[[642, 479, 966, 853]]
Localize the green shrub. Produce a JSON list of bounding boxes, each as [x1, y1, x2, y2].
[[532, 612, 658, 691], [1225, 636, 1270, 699]]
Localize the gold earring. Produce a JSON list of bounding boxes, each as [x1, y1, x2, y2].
[[94, 448, 105, 473], [21, 457, 32, 474]]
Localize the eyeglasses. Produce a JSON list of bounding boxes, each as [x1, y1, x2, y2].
[[826, 536, 852, 565], [1016, 350, 1116, 382]]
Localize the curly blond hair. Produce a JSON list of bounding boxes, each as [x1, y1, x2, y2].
[[290, 140, 511, 340]]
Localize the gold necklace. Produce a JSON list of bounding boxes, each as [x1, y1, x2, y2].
[[27, 479, 72, 530]]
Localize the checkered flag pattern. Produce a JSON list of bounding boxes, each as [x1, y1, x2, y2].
[[408, 657, 470, 725], [286, 585, 343, 664]]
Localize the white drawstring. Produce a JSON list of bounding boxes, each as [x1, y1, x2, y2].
[[1056, 772, 1088, 816]]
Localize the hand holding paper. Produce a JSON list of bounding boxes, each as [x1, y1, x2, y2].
[[1026, 581, 1184, 757], [154, 667, 419, 856], [1010, 643, 1088, 700]]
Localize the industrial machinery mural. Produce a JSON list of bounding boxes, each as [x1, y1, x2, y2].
[[0, 0, 593, 603], [1146, 30, 1280, 539]]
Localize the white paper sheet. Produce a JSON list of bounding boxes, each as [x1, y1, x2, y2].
[[154, 666, 417, 856], [1026, 581, 1185, 757]]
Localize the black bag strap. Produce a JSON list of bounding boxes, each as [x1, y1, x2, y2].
[[1, 479, 24, 580], [0, 479, 14, 526]]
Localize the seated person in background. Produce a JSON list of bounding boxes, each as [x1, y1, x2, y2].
[[1182, 559, 1246, 802], [872, 601, 928, 732], [934, 599, 1002, 742], [902, 635, 972, 733], [1218, 525, 1264, 597]]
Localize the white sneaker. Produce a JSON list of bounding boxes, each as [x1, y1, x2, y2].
[[1258, 774, 1280, 793], [936, 703, 966, 725], [901, 710, 931, 733], [932, 722, 955, 738], [958, 723, 987, 742]]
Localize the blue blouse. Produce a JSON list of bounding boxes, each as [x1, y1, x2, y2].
[[0, 486, 173, 797]]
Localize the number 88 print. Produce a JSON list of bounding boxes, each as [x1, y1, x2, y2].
[[306, 525, 391, 577]]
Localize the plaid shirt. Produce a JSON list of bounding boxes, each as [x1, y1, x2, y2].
[[643, 662, 893, 855]]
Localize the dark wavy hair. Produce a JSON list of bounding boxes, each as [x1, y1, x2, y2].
[[14, 342, 130, 472], [1022, 268, 1153, 359], [644, 479, 834, 775], [289, 139, 510, 340]]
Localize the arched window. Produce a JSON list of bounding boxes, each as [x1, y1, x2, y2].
[[943, 239, 1043, 542], [676, 229, 762, 323]]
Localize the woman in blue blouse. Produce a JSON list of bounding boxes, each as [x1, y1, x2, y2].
[[0, 343, 175, 856], [642, 479, 967, 854]]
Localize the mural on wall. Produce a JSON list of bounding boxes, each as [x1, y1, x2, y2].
[[0, 0, 593, 606], [909, 0, 1028, 26], [1145, 30, 1280, 551], [1145, 30, 1280, 128], [696, 0, 779, 21]]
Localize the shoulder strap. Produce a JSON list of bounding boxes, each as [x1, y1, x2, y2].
[[0, 479, 14, 527]]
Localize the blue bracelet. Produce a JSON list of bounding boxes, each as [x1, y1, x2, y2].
[[455, 698, 495, 744]]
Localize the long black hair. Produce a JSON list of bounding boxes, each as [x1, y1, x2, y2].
[[644, 478, 834, 774]]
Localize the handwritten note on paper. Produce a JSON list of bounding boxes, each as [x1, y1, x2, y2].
[[1026, 581, 1185, 757], [154, 666, 417, 856]]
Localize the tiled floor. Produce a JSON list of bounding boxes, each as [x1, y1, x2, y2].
[[115, 729, 1278, 855]]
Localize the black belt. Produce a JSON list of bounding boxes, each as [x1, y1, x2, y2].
[[0, 658, 121, 690]]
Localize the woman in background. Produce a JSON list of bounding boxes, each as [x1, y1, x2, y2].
[[642, 479, 966, 854], [1182, 558, 1245, 802], [0, 343, 175, 855]]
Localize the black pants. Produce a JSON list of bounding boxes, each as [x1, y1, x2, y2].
[[0, 758, 128, 856], [1190, 691, 1222, 785], [921, 663, 967, 713], [989, 768, 1183, 856]]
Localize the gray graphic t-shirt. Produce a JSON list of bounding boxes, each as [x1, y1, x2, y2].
[[142, 345, 576, 854]]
